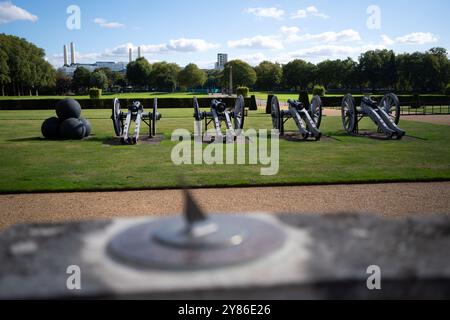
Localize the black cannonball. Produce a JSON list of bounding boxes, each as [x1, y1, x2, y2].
[[41, 117, 61, 139], [56, 98, 82, 120], [80, 117, 92, 137], [60, 118, 86, 140]]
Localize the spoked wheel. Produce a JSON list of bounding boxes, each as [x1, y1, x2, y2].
[[271, 96, 281, 131], [233, 95, 245, 130], [310, 95, 323, 129], [341, 94, 357, 133], [380, 93, 401, 125], [151, 98, 158, 137], [112, 98, 123, 137], [193, 97, 202, 121]]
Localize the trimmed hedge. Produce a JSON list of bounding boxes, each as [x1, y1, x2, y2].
[[312, 85, 326, 97], [89, 88, 102, 99], [236, 87, 249, 98], [0, 96, 258, 111]]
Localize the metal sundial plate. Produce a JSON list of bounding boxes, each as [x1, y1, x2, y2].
[[108, 215, 286, 270]]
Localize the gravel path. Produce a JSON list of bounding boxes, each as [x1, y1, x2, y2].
[[0, 182, 449, 231], [401, 115, 450, 126]]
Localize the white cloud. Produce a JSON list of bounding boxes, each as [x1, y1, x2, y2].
[[94, 18, 125, 29], [245, 7, 284, 19], [299, 29, 361, 42], [236, 53, 266, 66], [395, 32, 438, 45], [286, 29, 361, 43], [291, 6, 329, 19], [0, 1, 38, 24], [280, 26, 300, 35], [107, 39, 219, 55], [380, 35, 395, 46], [277, 43, 387, 63], [228, 35, 284, 50], [166, 38, 219, 52]]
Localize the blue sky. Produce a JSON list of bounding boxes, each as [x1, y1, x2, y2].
[[0, 0, 448, 68]]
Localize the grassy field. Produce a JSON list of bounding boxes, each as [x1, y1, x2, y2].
[[0, 108, 449, 193]]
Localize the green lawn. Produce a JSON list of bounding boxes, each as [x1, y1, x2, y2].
[[0, 108, 449, 193]]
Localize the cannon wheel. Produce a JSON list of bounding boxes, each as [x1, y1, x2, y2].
[[310, 95, 323, 129], [152, 98, 158, 137], [341, 94, 357, 133], [112, 98, 123, 137], [380, 93, 401, 125], [193, 97, 202, 121], [233, 95, 245, 130], [271, 96, 281, 131]]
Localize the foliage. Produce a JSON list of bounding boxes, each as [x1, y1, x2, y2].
[[445, 83, 450, 95], [89, 88, 102, 99], [90, 69, 108, 90], [222, 60, 257, 89], [55, 71, 72, 95], [0, 33, 55, 96], [178, 63, 207, 89], [312, 85, 326, 97], [282, 59, 316, 90], [149, 62, 181, 92], [126, 57, 152, 88], [254, 61, 282, 90], [236, 86, 249, 97], [72, 67, 91, 94]]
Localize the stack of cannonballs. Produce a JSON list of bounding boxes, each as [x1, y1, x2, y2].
[[41, 98, 92, 140]]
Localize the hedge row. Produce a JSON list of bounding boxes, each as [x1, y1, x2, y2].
[[0, 96, 258, 111], [319, 95, 450, 108]]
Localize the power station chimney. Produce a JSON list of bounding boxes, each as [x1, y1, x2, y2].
[[70, 42, 76, 65], [63, 45, 68, 66], [129, 48, 133, 63], [138, 46, 141, 59]]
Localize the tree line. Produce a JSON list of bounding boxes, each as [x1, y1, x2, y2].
[[1, 33, 449, 96]]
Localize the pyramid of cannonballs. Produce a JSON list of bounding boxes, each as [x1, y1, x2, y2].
[[41, 99, 92, 140]]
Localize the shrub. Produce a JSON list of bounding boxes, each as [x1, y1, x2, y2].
[[445, 83, 450, 95], [89, 88, 102, 99], [312, 85, 326, 97], [236, 86, 249, 97]]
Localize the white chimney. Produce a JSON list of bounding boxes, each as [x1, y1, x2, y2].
[[63, 45, 68, 66], [138, 46, 141, 58], [70, 42, 76, 65], [129, 48, 133, 63]]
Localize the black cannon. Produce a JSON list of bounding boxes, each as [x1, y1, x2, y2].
[[193, 95, 246, 141], [111, 98, 161, 145], [271, 95, 323, 141], [341, 93, 405, 140]]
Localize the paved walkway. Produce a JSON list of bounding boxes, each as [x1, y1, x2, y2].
[[0, 182, 449, 230]]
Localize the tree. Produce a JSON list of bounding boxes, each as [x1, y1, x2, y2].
[[55, 70, 71, 95], [204, 69, 221, 91], [178, 63, 207, 89], [149, 62, 181, 92], [254, 61, 282, 91], [0, 49, 10, 96], [0, 34, 55, 96], [282, 59, 315, 90], [126, 57, 152, 88], [358, 49, 396, 90], [90, 69, 108, 90], [222, 60, 257, 89], [72, 67, 91, 94]]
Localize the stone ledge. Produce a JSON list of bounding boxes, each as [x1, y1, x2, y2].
[[0, 213, 449, 299]]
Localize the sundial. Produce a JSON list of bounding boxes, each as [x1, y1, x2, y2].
[[108, 189, 286, 270]]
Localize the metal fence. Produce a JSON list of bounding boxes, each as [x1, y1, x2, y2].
[[399, 105, 450, 115]]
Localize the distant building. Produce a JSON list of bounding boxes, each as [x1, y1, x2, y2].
[[215, 53, 228, 70], [58, 42, 127, 76], [59, 62, 126, 76]]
